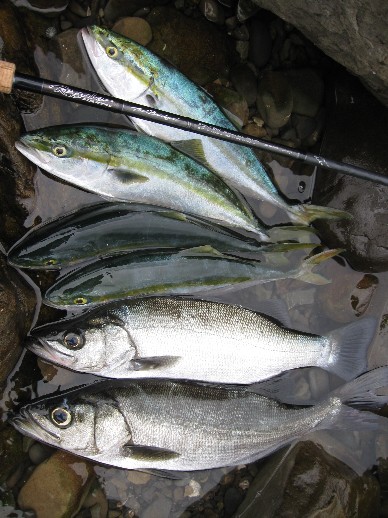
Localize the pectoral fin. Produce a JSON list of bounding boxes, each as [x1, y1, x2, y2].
[[179, 245, 224, 257], [109, 168, 149, 184], [122, 444, 181, 461], [129, 356, 180, 371], [159, 211, 188, 222]]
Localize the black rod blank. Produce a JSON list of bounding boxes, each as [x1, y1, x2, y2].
[[12, 71, 388, 187]]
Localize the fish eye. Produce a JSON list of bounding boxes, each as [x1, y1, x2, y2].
[[63, 331, 84, 350], [50, 406, 72, 428], [74, 296, 88, 305], [45, 258, 57, 266], [106, 46, 118, 58], [53, 145, 67, 157]]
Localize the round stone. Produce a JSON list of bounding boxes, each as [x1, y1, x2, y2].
[[112, 17, 153, 46]]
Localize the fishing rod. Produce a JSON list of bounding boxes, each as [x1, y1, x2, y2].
[[0, 60, 387, 187]]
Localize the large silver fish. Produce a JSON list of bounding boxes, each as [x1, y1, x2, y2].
[[81, 25, 350, 226], [10, 369, 388, 471], [15, 125, 266, 239], [43, 248, 339, 308], [29, 297, 375, 383]]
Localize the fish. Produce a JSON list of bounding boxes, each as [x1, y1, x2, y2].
[[43, 248, 340, 308], [7, 202, 308, 270], [81, 25, 350, 226], [15, 125, 266, 239], [28, 297, 375, 383], [10, 368, 388, 472]]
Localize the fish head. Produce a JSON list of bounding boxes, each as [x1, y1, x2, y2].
[[29, 311, 136, 375], [10, 386, 131, 455], [8, 230, 72, 270], [15, 125, 113, 183], [82, 26, 160, 106]]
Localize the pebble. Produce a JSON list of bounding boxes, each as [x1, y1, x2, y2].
[[285, 68, 324, 117], [225, 16, 238, 31], [83, 484, 109, 518], [112, 17, 153, 46], [235, 40, 249, 61], [126, 470, 151, 485], [184, 479, 202, 497], [248, 18, 272, 68], [224, 487, 244, 517], [142, 494, 172, 518], [199, 0, 225, 25], [243, 122, 267, 138], [291, 113, 317, 140], [28, 442, 53, 465], [206, 83, 249, 126], [231, 24, 249, 41], [18, 451, 95, 518], [256, 70, 293, 128], [230, 63, 257, 106], [236, 0, 260, 22]]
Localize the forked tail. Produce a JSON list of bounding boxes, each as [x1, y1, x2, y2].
[[288, 203, 352, 226], [292, 248, 343, 285]]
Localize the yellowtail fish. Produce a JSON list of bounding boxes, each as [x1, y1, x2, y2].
[[10, 368, 388, 472], [81, 25, 350, 225], [43, 248, 340, 308], [15, 125, 266, 239]]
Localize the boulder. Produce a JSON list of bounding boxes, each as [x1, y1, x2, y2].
[[244, 1, 388, 107]]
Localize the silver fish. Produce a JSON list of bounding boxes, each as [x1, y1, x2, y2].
[[10, 369, 388, 472], [81, 25, 350, 226], [29, 297, 375, 383]]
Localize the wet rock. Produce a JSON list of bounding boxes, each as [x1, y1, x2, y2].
[[0, 255, 36, 386], [126, 471, 151, 485], [0, 422, 28, 485], [235, 40, 249, 61], [28, 442, 54, 465], [231, 24, 249, 41], [312, 73, 388, 272], [291, 113, 317, 141], [142, 494, 172, 518], [112, 17, 153, 46], [248, 17, 272, 68], [147, 6, 232, 85], [224, 486, 244, 517], [243, 122, 266, 138], [235, 441, 381, 518], [199, 0, 225, 25], [82, 481, 109, 518], [206, 83, 249, 126], [104, 0, 154, 24], [238, 0, 388, 107], [237, 0, 260, 23], [18, 450, 95, 518], [286, 68, 324, 118], [52, 28, 87, 85], [230, 63, 257, 106], [256, 70, 293, 128]]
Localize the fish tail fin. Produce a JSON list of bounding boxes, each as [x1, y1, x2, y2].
[[288, 204, 352, 225], [324, 317, 376, 381], [293, 248, 343, 285], [333, 366, 388, 408]]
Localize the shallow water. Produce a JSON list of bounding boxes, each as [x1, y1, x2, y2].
[[1, 17, 388, 518]]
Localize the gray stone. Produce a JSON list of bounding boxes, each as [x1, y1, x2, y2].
[[256, 70, 293, 128], [230, 63, 257, 106], [312, 73, 388, 272], [199, 0, 225, 25], [235, 442, 381, 518], [142, 494, 172, 518], [241, 0, 388, 107], [231, 24, 249, 41], [206, 83, 249, 126], [237, 0, 260, 22], [286, 68, 324, 118], [291, 113, 317, 140]]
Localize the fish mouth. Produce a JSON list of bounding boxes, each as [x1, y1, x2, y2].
[[81, 27, 104, 60], [26, 337, 75, 366], [10, 407, 61, 443], [15, 141, 51, 167]]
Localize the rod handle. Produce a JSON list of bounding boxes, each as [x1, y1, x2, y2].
[[0, 60, 16, 94]]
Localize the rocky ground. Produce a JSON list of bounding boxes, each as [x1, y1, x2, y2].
[[0, 0, 387, 516]]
